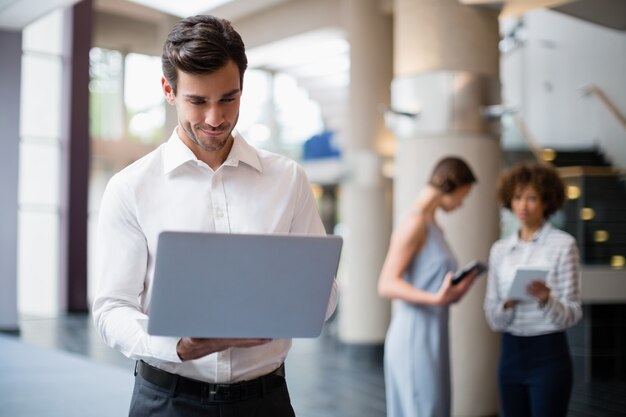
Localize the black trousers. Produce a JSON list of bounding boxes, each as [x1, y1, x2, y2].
[[498, 331, 573, 417], [128, 366, 296, 417]]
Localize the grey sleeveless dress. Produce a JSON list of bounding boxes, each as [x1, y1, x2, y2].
[[384, 221, 458, 417]]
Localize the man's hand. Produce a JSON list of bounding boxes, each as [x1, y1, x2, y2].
[[176, 338, 272, 361]]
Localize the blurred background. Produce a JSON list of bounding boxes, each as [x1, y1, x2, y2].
[[1, 0, 625, 416]]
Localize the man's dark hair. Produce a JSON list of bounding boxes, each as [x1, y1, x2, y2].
[[162, 15, 247, 95], [428, 156, 477, 194], [497, 161, 565, 218]]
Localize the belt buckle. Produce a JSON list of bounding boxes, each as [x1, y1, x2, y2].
[[210, 383, 237, 402]]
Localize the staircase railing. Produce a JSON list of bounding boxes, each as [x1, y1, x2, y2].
[[510, 113, 546, 163], [581, 84, 626, 134]]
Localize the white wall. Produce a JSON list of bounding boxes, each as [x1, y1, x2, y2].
[[501, 9, 626, 166]]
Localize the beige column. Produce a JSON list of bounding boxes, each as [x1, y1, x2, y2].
[[337, 0, 393, 347], [392, 0, 501, 415]]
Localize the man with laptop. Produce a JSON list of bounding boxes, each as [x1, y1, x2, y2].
[[92, 15, 339, 417]]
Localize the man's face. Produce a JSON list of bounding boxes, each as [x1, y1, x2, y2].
[[162, 60, 241, 157]]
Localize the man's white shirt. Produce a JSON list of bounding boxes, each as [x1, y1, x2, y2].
[[93, 129, 337, 383]]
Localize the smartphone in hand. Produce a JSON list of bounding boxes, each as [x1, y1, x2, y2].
[[451, 261, 488, 285]]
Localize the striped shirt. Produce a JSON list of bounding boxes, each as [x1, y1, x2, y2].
[[484, 222, 582, 336]]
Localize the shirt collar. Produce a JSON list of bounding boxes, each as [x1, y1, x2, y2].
[[162, 128, 263, 174], [225, 130, 263, 172], [507, 221, 553, 250]]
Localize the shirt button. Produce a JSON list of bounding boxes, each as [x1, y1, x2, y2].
[[215, 208, 224, 218]]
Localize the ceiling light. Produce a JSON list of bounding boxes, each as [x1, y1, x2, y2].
[[611, 255, 625, 269], [594, 230, 609, 243], [127, 0, 233, 17], [580, 207, 595, 221], [566, 185, 580, 200], [542, 148, 556, 162]]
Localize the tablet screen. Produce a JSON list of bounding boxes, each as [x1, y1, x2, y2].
[[507, 266, 550, 301]]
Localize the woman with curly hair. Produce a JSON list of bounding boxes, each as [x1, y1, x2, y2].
[[484, 161, 582, 417]]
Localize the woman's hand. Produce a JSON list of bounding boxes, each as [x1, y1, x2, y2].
[[434, 271, 476, 305], [526, 280, 551, 305]]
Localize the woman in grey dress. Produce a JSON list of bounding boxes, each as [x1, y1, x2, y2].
[[378, 157, 479, 417]]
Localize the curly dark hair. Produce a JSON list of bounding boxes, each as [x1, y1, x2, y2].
[[497, 161, 565, 218], [428, 156, 477, 194], [162, 15, 247, 95]]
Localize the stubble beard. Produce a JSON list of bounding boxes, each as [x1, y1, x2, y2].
[[180, 122, 236, 153]]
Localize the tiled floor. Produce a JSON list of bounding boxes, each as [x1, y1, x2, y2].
[[11, 313, 626, 416], [0, 332, 133, 417], [14, 313, 386, 417]]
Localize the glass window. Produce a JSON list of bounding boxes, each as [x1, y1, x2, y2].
[[22, 8, 64, 55], [274, 72, 323, 150], [89, 49, 166, 144], [124, 53, 166, 144], [20, 54, 63, 139], [239, 69, 273, 148], [18, 9, 66, 317], [18, 142, 60, 207], [239, 69, 323, 159], [89, 47, 124, 141]]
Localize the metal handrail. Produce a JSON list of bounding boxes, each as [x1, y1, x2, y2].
[[581, 84, 626, 133], [510, 113, 545, 163], [499, 96, 624, 169]]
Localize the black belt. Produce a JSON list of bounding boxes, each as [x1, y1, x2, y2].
[[135, 360, 286, 403]]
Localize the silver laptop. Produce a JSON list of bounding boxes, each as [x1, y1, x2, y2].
[[147, 231, 343, 338]]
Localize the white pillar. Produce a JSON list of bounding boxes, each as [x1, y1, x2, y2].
[[337, 0, 393, 347], [0, 29, 21, 331], [392, 0, 501, 415]]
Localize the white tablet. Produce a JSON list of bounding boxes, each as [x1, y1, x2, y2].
[[507, 266, 550, 301]]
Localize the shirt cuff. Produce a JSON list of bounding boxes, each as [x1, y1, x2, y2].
[[498, 302, 515, 324], [540, 296, 556, 312], [148, 335, 184, 363]]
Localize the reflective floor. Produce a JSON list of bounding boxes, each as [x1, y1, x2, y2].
[[10, 313, 626, 416]]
